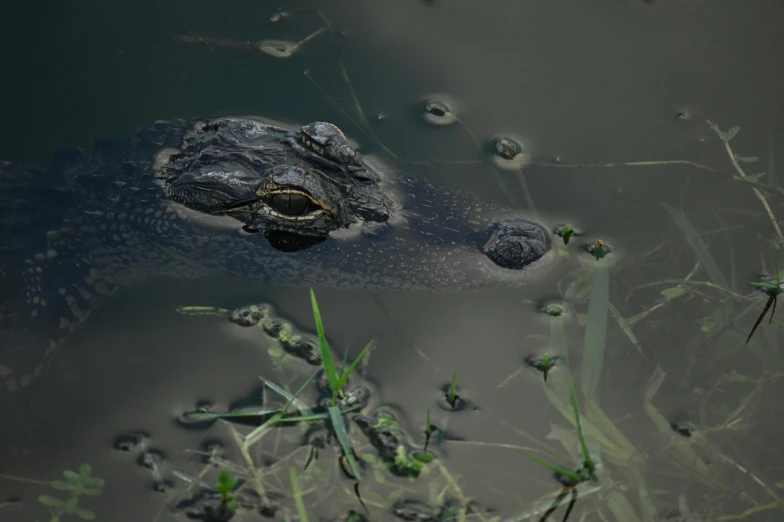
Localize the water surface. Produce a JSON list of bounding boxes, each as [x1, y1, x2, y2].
[[2, 1, 783, 521]]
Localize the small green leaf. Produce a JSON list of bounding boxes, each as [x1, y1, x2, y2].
[[743, 172, 767, 183], [63, 470, 81, 483], [335, 341, 374, 392], [37, 495, 65, 507], [65, 496, 79, 514], [563, 226, 573, 245], [447, 373, 458, 407], [568, 377, 594, 472], [76, 508, 96, 520], [310, 290, 339, 400], [217, 469, 239, 494], [80, 477, 104, 488], [359, 453, 377, 464], [736, 155, 759, 163], [51, 480, 78, 492], [412, 452, 434, 463], [722, 126, 739, 141], [660, 286, 686, 299], [78, 463, 92, 477]]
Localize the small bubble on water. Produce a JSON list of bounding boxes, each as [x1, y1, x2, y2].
[[495, 137, 523, 160], [487, 134, 530, 170], [676, 111, 691, 121], [420, 94, 459, 126], [425, 102, 448, 117]]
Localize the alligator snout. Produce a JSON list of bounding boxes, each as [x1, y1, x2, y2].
[[483, 221, 551, 270]]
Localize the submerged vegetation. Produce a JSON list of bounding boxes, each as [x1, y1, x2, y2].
[[0, 464, 104, 522], [151, 186, 784, 521]]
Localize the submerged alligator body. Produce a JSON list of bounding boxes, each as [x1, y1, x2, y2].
[[0, 117, 552, 395]]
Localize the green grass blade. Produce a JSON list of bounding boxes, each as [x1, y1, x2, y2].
[[289, 467, 310, 522], [520, 451, 581, 483], [310, 289, 339, 397], [448, 373, 458, 406], [569, 378, 593, 471], [329, 405, 360, 480], [276, 412, 331, 423], [243, 412, 283, 450], [746, 296, 774, 344], [335, 341, 375, 391], [261, 371, 318, 417], [662, 203, 729, 288], [277, 403, 363, 423], [182, 408, 281, 421], [581, 261, 609, 399]]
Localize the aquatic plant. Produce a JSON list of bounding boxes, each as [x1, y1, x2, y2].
[[37, 464, 104, 522]]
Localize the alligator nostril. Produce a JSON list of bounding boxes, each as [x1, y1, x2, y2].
[[483, 221, 551, 270]]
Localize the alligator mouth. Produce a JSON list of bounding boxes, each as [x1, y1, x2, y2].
[[263, 230, 327, 252]]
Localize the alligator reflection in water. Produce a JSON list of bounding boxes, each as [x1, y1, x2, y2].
[[0, 117, 552, 395]]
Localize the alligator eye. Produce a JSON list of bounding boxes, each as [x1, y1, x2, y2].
[[270, 193, 313, 216]]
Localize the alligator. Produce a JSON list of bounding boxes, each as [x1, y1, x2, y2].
[[0, 116, 552, 396]]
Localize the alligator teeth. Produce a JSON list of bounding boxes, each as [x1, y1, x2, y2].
[[264, 207, 325, 222]]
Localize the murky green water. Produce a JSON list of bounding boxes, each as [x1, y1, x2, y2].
[[2, 1, 784, 521]]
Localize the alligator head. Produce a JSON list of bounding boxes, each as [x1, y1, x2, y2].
[[154, 117, 553, 290], [0, 116, 554, 396]]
